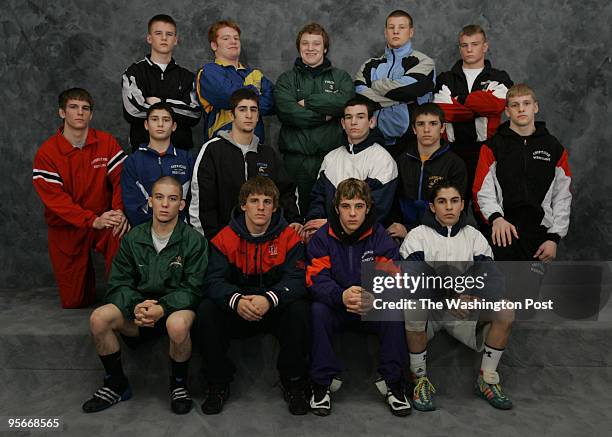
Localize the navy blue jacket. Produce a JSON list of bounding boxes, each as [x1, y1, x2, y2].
[[121, 144, 194, 226]]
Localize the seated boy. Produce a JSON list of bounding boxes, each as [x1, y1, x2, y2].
[[306, 178, 410, 417], [400, 179, 513, 411], [82, 176, 208, 415]]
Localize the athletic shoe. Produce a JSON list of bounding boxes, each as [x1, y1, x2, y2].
[[82, 376, 132, 413], [281, 378, 310, 415], [310, 383, 331, 416], [384, 379, 411, 417], [170, 384, 193, 415], [412, 374, 436, 412], [201, 383, 230, 415], [474, 370, 513, 410]]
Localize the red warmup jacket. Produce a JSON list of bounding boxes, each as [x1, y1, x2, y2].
[[33, 127, 127, 228]]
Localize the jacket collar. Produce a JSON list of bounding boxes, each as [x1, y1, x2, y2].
[[137, 143, 178, 156], [228, 207, 287, 242], [327, 206, 377, 245], [450, 59, 492, 76], [345, 128, 385, 154], [385, 41, 413, 60], [421, 209, 468, 237], [54, 127, 99, 155], [404, 140, 451, 161], [145, 54, 177, 70], [496, 120, 550, 139], [134, 220, 185, 248], [218, 129, 259, 153], [215, 58, 246, 69], [294, 57, 332, 76]]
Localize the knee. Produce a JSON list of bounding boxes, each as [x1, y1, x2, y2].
[[89, 304, 122, 335], [166, 314, 192, 344]]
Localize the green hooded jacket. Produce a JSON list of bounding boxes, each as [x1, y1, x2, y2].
[[275, 58, 354, 156], [105, 220, 208, 319]]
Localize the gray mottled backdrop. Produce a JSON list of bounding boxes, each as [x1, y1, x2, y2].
[[1, 0, 610, 287]]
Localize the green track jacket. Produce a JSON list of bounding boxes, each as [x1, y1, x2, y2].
[[105, 220, 208, 319]]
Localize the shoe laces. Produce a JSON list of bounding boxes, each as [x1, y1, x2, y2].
[[414, 376, 436, 402]]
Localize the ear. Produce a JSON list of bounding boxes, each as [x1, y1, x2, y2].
[[483, 41, 489, 54], [368, 117, 376, 129], [179, 199, 186, 211], [171, 121, 177, 132], [408, 27, 415, 40], [210, 41, 218, 53], [148, 198, 153, 209], [460, 200, 465, 212], [340, 117, 346, 130], [534, 101, 539, 115], [504, 107, 510, 118], [58, 108, 66, 120], [440, 122, 446, 134], [146, 33, 152, 45], [240, 203, 247, 212], [144, 119, 149, 131], [429, 202, 436, 214], [412, 124, 417, 135]]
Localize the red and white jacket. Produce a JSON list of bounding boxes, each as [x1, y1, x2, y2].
[[33, 127, 127, 228]]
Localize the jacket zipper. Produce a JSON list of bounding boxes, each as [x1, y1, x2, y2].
[[387, 50, 396, 78]]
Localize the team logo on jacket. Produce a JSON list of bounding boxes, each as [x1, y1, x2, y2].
[[169, 256, 183, 268], [361, 250, 374, 262], [171, 164, 187, 175], [91, 157, 108, 168], [268, 244, 278, 256], [324, 80, 336, 93], [532, 150, 551, 162], [428, 175, 445, 189], [257, 162, 269, 176]]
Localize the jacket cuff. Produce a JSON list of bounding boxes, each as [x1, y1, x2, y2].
[[229, 292, 242, 311], [546, 233, 561, 244], [265, 291, 279, 308], [488, 212, 503, 224]]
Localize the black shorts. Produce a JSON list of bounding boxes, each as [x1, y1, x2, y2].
[[121, 316, 168, 349]]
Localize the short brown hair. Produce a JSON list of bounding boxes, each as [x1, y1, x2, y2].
[[386, 10, 413, 27], [334, 178, 373, 209], [239, 176, 280, 208], [506, 83, 537, 105], [152, 175, 183, 198], [459, 24, 486, 42], [296, 22, 330, 52], [229, 88, 259, 113], [147, 14, 177, 33], [208, 20, 241, 44], [412, 102, 445, 126], [58, 88, 94, 110]]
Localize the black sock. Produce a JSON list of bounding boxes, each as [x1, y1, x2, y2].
[[99, 351, 127, 391], [171, 358, 189, 387]]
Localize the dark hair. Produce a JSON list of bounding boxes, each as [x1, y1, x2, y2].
[[386, 10, 413, 27], [58, 88, 94, 110], [429, 178, 463, 202], [148, 14, 177, 33], [344, 95, 376, 119], [296, 22, 330, 52], [239, 176, 280, 208], [152, 175, 183, 198], [459, 24, 486, 42], [208, 20, 241, 44], [334, 178, 373, 209], [146, 102, 175, 122], [412, 102, 445, 126], [229, 88, 259, 113]]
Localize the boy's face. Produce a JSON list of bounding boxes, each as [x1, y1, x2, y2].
[[336, 196, 370, 235], [341, 104, 375, 144], [385, 16, 413, 49], [147, 21, 177, 56], [459, 33, 488, 67], [429, 187, 464, 227], [241, 193, 276, 229], [413, 113, 445, 148], [231, 98, 259, 133], [148, 182, 184, 224], [505, 94, 539, 129], [299, 33, 326, 68], [211, 26, 241, 61], [145, 109, 176, 141], [59, 98, 93, 130]]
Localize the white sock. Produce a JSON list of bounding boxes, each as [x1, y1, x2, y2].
[[409, 349, 427, 377], [481, 343, 504, 372]]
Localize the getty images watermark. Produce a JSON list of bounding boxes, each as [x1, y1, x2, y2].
[[360, 261, 610, 322]]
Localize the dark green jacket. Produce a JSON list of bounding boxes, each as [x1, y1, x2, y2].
[[105, 220, 208, 319], [275, 58, 354, 156]]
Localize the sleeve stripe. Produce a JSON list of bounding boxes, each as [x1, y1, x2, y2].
[[305, 255, 331, 288], [266, 291, 279, 307], [33, 175, 63, 185], [229, 292, 241, 310], [107, 151, 127, 174]]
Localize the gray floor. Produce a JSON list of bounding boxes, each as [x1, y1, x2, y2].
[[1, 288, 611, 437]]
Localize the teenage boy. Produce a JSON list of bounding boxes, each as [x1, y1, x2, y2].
[[121, 103, 194, 226], [190, 88, 301, 239], [122, 14, 201, 151], [195, 20, 274, 143], [307, 178, 410, 417], [434, 24, 513, 204], [275, 22, 355, 212], [387, 103, 467, 240], [303, 96, 398, 240], [355, 9, 435, 157], [473, 83, 572, 262], [400, 179, 514, 411], [198, 176, 310, 415], [82, 176, 208, 415], [33, 88, 128, 308]]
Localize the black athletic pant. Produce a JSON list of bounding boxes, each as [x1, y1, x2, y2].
[[197, 298, 311, 384]]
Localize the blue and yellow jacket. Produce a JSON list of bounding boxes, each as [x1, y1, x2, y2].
[[194, 59, 274, 143]]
